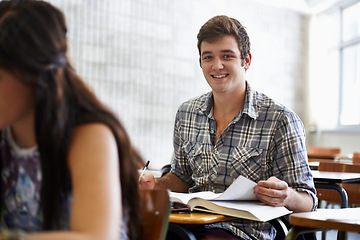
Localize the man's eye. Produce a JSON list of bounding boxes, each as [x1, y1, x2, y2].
[[224, 55, 232, 59], [203, 56, 212, 60]]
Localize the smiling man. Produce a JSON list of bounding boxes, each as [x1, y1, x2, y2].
[[140, 15, 317, 240]]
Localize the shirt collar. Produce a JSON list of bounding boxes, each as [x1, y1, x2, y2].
[[242, 82, 258, 120], [198, 92, 214, 119], [198, 81, 259, 121]]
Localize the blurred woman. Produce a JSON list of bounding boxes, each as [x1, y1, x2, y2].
[[0, 0, 142, 239]]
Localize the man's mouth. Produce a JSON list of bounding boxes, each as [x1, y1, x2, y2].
[[212, 74, 228, 79]]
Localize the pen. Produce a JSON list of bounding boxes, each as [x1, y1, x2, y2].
[[138, 160, 150, 182]]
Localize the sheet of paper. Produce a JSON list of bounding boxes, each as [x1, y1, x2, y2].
[[214, 175, 257, 201], [169, 175, 257, 202]]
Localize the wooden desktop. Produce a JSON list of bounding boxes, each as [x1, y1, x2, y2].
[[285, 208, 360, 240]]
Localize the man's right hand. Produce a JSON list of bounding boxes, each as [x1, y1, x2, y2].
[[139, 172, 190, 192], [139, 173, 156, 190]]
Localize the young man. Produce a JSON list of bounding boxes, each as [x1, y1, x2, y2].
[[140, 15, 317, 240]]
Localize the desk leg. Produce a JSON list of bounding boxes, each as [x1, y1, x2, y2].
[[337, 231, 346, 240], [315, 183, 348, 239], [315, 182, 348, 208]]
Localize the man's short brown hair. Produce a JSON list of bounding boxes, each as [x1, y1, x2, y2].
[[197, 15, 251, 59]]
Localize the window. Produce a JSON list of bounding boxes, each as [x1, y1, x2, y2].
[[339, 1, 360, 126]]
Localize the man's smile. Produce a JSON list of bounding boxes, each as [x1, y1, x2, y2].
[[211, 74, 229, 79]]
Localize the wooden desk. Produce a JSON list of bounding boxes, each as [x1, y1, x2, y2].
[[308, 158, 334, 163], [285, 208, 360, 240], [169, 212, 289, 240], [169, 211, 235, 224], [312, 170, 360, 208], [308, 159, 353, 170], [308, 161, 319, 170], [168, 212, 236, 240], [308, 154, 352, 163], [312, 170, 360, 184]]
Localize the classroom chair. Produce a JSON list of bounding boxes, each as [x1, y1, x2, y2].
[[140, 189, 171, 240], [307, 146, 341, 160], [353, 152, 360, 165], [317, 161, 360, 207]]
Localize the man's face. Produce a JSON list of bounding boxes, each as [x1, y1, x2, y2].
[[200, 35, 250, 95]]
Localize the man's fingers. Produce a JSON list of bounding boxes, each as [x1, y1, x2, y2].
[[139, 173, 155, 190], [257, 178, 288, 190]]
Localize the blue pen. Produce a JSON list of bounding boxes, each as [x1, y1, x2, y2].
[[138, 160, 150, 182]]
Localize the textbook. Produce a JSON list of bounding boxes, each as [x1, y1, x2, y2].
[[169, 176, 292, 222]]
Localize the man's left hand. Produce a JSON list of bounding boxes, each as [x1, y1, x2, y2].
[[253, 176, 314, 212], [253, 176, 290, 207]]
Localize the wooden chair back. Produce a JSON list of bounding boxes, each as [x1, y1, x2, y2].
[[140, 189, 170, 240], [353, 152, 360, 165], [307, 146, 340, 160], [317, 162, 360, 206]]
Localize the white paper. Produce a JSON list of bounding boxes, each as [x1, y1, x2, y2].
[[169, 175, 257, 203], [213, 175, 257, 201]]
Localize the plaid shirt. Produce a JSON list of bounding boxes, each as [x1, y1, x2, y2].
[[170, 82, 317, 240]]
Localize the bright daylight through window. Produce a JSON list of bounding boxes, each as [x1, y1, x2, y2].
[[339, 1, 360, 126]]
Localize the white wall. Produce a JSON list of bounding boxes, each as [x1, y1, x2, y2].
[[48, 0, 310, 169]]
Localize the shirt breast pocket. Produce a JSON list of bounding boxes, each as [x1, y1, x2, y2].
[[231, 146, 264, 181], [182, 141, 204, 176]]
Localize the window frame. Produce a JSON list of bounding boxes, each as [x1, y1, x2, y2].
[[337, 0, 360, 130]]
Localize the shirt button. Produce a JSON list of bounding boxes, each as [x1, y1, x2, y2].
[[213, 149, 219, 155]]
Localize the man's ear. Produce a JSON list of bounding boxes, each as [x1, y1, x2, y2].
[[244, 53, 252, 70]]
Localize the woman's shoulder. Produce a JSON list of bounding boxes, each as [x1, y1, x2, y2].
[[71, 123, 115, 145], [67, 123, 119, 176]]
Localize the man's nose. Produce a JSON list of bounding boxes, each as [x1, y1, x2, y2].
[[212, 57, 224, 70]]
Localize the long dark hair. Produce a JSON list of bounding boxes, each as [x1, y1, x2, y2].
[[0, 1, 142, 239]]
